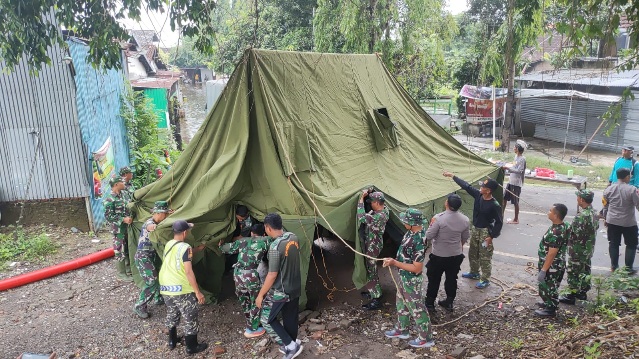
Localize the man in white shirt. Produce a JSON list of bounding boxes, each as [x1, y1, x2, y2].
[[503, 143, 526, 224]]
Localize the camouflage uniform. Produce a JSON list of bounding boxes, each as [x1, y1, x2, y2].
[[538, 223, 570, 310], [566, 196, 599, 295], [238, 216, 253, 238], [357, 192, 389, 299], [468, 227, 492, 281], [103, 182, 130, 262], [220, 236, 272, 330], [134, 217, 163, 313], [165, 294, 199, 335], [119, 166, 135, 201], [395, 209, 432, 341]]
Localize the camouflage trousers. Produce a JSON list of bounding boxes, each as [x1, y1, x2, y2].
[[111, 223, 128, 262], [234, 268, 262, 330], [260, 290, 293, 345], [468, 227, 493, 282], [164, 293, 199, 335], [539, 270, 565, 310], [364, 242, 383, 299], [134, 252, 161, 311], [567, 255, 592, 295], [396, 274, 432, 341]]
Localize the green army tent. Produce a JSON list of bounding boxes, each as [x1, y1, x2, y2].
[[127, 48, 502, 307]]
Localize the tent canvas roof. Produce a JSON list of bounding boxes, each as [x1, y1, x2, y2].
[[129, 49, 501, 305]]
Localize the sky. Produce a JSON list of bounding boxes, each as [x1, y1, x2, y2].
[[122, 0, 470, 49]]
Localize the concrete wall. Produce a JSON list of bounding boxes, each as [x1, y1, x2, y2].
[[0, 198, 89, 231]]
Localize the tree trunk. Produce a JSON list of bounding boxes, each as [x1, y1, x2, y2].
[[500, 0, 515, 152]]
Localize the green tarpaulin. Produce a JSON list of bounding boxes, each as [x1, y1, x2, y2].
[[127, 49, 502, 307]]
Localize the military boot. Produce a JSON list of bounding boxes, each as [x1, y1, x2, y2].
[[576, 291, 588, 300], [185, 334, 208, 354], [115, 261, 133, 282], [168, 327, 179, 350], [362, 298, 382, 310], [558, 293, 576, 305], [437, 298, 454, 312]]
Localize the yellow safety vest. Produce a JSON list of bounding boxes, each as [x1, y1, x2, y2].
[[159, 239, 194, 296]]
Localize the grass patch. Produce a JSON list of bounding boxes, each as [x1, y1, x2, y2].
[[480, 151, 611, 189], [0, 226, 58, 269]]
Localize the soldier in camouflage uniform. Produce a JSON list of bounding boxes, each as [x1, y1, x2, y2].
[[357, 190, 390, 310], [560, 190, 599, 304], [133, 200, 170, 319], [220, 223, 271, 338], [103, 177, 133, 281], [120, 166, 135, 201], [383, 208, 434, 348], [159, 220, 209, 354], [535, 203, 570, 317]]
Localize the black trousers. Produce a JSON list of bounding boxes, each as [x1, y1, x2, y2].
[[607, 223, 638, 269], [426, 253, 465, 301], [267, 297, 299, 346]]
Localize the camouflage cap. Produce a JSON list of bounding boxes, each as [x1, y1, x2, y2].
[[367, 191, 385, 203], [119, 166, 132, 176], [152, 200, 170, 213], [575, 189, 594, 202], [109, 177, 124, 187], [399, 208, 424, 226], [479, 178, 499, 192]]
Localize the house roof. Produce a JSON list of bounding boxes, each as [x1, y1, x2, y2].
[[521, 32, 565, 64], [131, 77, 179, 90], [129, 30, 160, 49], [516, 68, 639, 89]]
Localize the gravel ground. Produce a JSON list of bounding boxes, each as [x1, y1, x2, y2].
[[1, 227, 632, 359]]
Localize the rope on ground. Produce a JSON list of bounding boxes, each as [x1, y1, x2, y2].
[[433, 276, 538, 328]]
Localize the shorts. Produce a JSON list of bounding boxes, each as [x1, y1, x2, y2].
[[503, 184, 521, 205]]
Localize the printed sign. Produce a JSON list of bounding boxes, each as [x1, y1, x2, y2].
[[91, 138, 115, 198]]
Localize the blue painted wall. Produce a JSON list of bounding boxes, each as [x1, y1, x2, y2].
[[68, 38, 130, 229]]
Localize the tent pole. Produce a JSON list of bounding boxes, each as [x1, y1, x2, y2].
[[492, 87, 496, 150]]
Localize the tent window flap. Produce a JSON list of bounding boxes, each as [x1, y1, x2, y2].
[[368, 108, 399, 151], [276, 122, 315, 176]]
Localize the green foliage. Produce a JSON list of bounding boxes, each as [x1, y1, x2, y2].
[[583, 341, 602, 359], [567, 315, 580, 327], [208, 0, 315, 75], [314, 0, 457, 101], [507, 337, 524, 350], [120, 84, 177, 189], [0, 0, 217, 73], [587, 269, 639, 320], [169, 37, 214, 69], [0, 227, 58, 268]]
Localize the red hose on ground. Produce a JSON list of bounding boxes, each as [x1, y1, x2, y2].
[[0, 248, 114, 291]]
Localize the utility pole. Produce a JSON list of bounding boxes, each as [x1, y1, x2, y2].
[[500, 0, 516, 152]]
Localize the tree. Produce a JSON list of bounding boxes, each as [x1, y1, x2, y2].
[[207, 0, 315, 75], [0, 0, 217, 73], [480, 0, 543, 151], [314, 0, 457, 100]]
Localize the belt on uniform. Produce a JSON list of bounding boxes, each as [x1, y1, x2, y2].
[[235, 267, 259, 272]]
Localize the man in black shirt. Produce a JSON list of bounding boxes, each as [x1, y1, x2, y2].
[[443, 172, 503, 289], [256, 213, 303, 359]]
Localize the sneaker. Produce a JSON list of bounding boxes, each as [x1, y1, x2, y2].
[[462, 272, 480, 280], [279, 339, 301, 354], [408, 338, 435, 348], [244, 327, 266, 338], [534, 308, 556, 317], [536, 302, 546, 308], [384, 329, 409, 339], [282, 342, 303, 359], [133, 306, 149, 319], [475, 280, 490, 289]]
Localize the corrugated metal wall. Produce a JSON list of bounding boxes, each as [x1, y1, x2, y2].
[[520, 97, 631, 152], [0, 43, 89, 201], [68, 38, 129, 229]]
